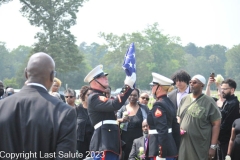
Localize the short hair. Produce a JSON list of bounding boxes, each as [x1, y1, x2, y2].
[[80, 85, 91, 101], [171, 70, 191, 85], [222, 78, 237, 90], [54, 77, 62, 87], [64, 88, 76, 97]]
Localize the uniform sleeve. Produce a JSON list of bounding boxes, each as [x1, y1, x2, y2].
[[89, 85, 132, 112], [116, 105, 125, 119], [151, 103, 168, 153], [56, 107, 77, 160]]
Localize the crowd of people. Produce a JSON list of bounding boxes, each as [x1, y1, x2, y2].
[[0, 52, 240, 160]]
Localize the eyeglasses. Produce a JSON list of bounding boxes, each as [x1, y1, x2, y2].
[[221, 88, 231, 91], [65, 96, 74, 98], [141, 97, 149, 101], [7, 92, 13, 96], [189, 81, 200, 85]]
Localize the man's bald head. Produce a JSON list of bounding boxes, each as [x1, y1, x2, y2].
[[25, 52, 55, 90]]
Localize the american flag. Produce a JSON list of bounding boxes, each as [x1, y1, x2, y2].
[[122, 43, 136, 86]]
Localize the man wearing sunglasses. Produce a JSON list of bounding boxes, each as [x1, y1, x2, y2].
[[139, 92, 150, 106], [64, 88, 77, 107], [177, 74, 221, 160], [84, 64, 135, 160]]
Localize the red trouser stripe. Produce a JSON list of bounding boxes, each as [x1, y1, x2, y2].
[[101, 151, 106, 160]]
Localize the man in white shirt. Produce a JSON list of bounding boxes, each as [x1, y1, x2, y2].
[[168, 70, 191, 111]]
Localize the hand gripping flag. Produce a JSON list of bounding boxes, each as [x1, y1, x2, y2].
[[122, 43, 136, 87]]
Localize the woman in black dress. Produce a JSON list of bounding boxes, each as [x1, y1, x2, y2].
[[117, 88, 149, 160], [76, 85, 94, 160]]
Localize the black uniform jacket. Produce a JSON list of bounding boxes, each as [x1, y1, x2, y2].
[[147, 95, 180, 158], [88, 85, 133, 155], [0, 85, 77, 160], [219, 94, 240, 144]]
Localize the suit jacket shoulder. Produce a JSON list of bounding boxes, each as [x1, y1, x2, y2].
[[168, 89, 178, 109], [129, 136, 145, 160], [0, 85, 77, 157]]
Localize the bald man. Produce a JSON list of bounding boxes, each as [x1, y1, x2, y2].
[[0, 52, 77, 159]]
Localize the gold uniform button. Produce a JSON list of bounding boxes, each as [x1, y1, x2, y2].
[[109, 129, 111, 132]]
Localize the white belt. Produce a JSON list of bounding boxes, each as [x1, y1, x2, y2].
[[148, 128, 172, 134], [94, 120, 118, 129]]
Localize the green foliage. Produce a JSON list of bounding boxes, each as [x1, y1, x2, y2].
[[0, 42, 10, 80], [12, 45, 32, 87], [19, 0, 87, 77], [79, 42, 108, 69], [225, 44, 240, 85], [98, 23, 186, 89], [0, 44, 31, 87], [3, 78, 19, 88], [183, 44, 227, 80], [0, 0, 12, 6], [184, 43, 200, 56]]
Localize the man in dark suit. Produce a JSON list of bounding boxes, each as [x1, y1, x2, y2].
[[0, 52, 77, 160], [129, 119, 149, 160], [168, 70, 191, 111]]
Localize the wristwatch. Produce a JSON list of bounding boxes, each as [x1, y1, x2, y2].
[[210, 144, 217, 150]]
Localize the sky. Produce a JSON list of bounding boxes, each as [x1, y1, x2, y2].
[[0, 0, 240, 50]]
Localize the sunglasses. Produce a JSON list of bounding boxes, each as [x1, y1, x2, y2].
[[189, 81, 200, 85], [141, 97, 149, 101], [65, 96, 74, 98], [7, 92, 13, 96]]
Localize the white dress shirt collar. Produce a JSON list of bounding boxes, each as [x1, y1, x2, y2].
[[27, 83, 47, 91]]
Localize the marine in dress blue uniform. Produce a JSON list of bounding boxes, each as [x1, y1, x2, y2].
[[147, 72, 180, 160], [84, 65, 136, 160]]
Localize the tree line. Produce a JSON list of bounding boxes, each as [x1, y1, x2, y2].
[[1, 23, 240, 91]]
